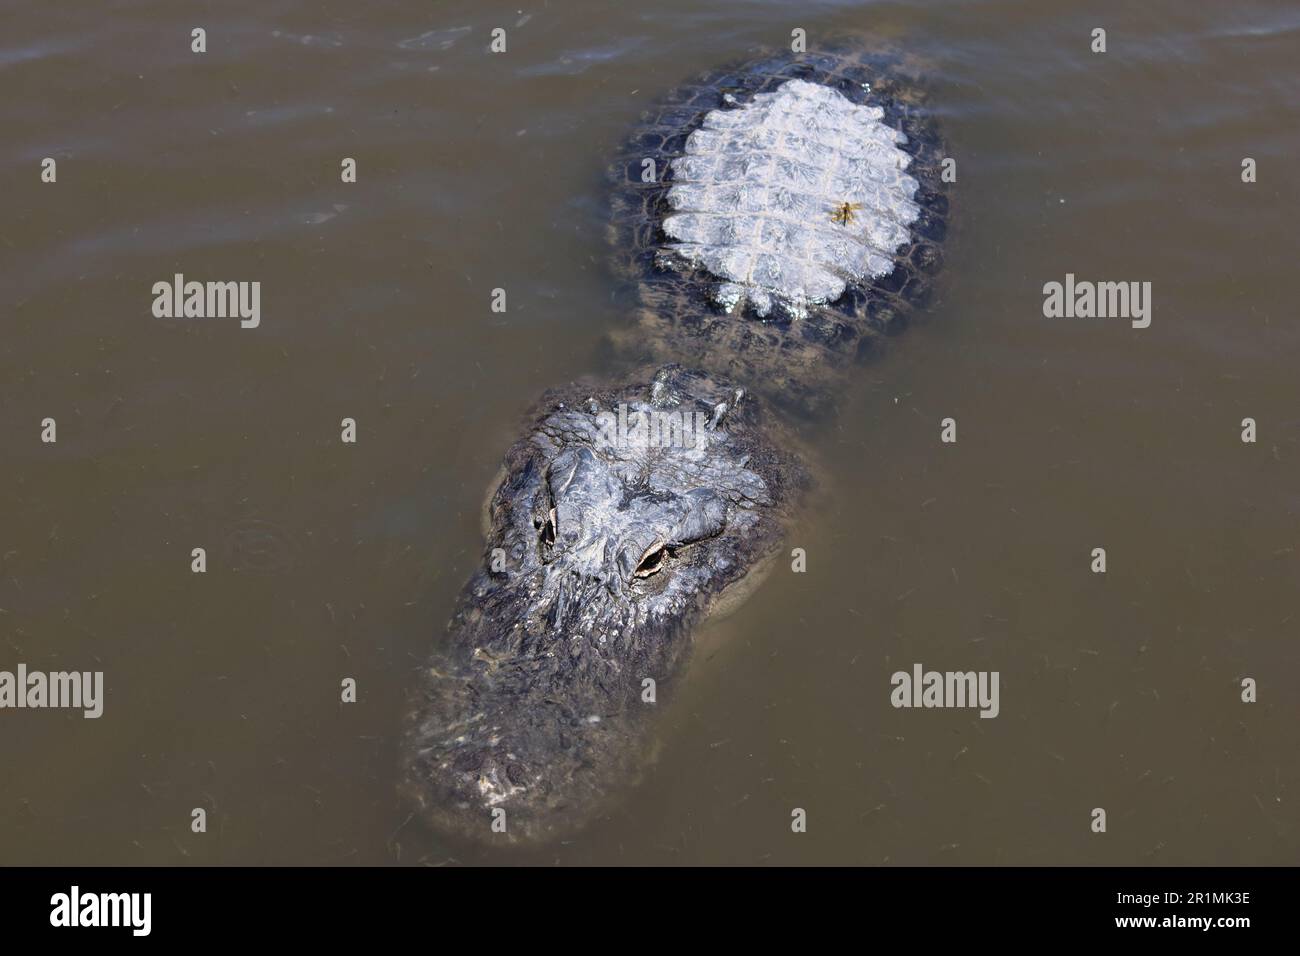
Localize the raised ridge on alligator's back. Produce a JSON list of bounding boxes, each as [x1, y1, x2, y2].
[[608, 44, 949, 417]]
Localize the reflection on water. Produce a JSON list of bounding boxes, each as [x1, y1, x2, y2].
[[0, 0, 1296, 865]]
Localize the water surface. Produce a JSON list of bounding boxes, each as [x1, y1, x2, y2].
[[1, 0, 1297, 864]]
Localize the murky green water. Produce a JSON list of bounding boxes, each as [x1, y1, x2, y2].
[[1, 0, 1296, 864]]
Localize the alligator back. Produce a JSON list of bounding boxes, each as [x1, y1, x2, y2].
[[608, 44, 949, 418]]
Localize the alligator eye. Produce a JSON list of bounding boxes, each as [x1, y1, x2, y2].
[[634, 541, 670, 578]]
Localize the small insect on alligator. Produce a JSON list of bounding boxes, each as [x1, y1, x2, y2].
[[830, 200, 867, 227]]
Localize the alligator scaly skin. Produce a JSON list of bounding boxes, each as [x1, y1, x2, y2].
[[402, 42, 949, 845]]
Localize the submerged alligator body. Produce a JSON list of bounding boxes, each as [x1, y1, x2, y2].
[[402, 43, 949, 844]]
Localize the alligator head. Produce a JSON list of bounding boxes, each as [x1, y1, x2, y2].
[[402, 365, 802, 844]]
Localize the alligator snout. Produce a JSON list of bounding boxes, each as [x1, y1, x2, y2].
[[403, 654, 637, 843]]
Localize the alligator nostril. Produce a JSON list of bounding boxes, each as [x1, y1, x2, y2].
[[453, 749, 486, 774]]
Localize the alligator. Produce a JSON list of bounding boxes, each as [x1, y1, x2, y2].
[[401, 41, 949, 845]]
